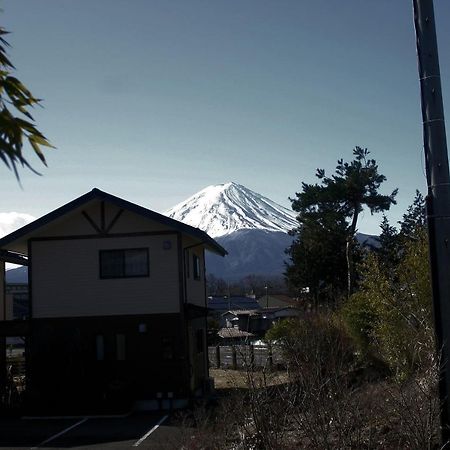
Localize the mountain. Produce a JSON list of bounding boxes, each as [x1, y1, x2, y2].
[[166, 182, 297, 280], [6, 266, 28, 284], [166, 182, 296, 237], [207, 229, 294, 279]]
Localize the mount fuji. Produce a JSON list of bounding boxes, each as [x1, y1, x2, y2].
[[166, 182, 296, 238], [166, 182, 297, 280]]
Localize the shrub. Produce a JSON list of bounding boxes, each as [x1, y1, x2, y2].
[[342, 229, 434, 380]]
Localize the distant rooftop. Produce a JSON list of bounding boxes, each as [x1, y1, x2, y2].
[[217, 328, 255, 339]]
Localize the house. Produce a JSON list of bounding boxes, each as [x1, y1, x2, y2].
[[5, 283, 29, 320], [207, 295, 261, 326], [220, 306, 302, 338], [0, 188, 226, 413]]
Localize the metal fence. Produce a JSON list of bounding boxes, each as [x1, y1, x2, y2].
[[208, 344, 284, 370]]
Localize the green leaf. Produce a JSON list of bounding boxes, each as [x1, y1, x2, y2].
[[28, 136, 47, 165]]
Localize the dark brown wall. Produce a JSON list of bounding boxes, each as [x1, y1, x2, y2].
[[26, 313, 190, 413]]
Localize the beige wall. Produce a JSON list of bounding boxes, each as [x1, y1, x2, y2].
[[32, 234, 180, 318], [183, 236, 207, 308], [34, 201, 171, 238]]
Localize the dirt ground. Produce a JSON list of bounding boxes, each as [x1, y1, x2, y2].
[[209, 368, 288, 391]]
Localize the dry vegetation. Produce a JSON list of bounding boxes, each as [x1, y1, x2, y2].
[[173, 314, 443, 450], [210, 369, 288, 391]]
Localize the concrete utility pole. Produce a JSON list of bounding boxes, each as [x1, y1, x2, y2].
[[413, 0, 450, 442]]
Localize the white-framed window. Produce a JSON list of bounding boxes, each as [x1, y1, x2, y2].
[[99, 248, 149, 279]]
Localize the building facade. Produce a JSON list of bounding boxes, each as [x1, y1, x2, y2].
[[0, 188, 226, 413]]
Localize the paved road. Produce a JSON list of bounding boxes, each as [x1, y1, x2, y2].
[[0, 413, 187, 449]]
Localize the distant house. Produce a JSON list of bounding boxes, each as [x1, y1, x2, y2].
[[5, 283, 29, 320], [0, 188, 226, 412], [207, 296, 261, 327], [220, 306, 302, 339], [217, 327, 256, 344]]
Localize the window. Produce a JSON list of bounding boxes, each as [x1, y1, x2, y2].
[[116, 334, 126, 361], [100, 248, 149, 279], [193, 254, 201, 280]]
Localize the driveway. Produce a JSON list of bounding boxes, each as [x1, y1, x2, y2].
[[0, 413, 187, 449]]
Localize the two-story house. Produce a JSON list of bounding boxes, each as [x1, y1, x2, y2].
[[0, 188, 226, 413]]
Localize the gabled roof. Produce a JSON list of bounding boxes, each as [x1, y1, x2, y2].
[[222, 309, 260, 316], [217, 328, 255, 339], [0, 188, 227, 256]]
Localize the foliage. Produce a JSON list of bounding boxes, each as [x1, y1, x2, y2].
[[377, 214, 401, 273], [0, 27, 52, 178], [265, 317, 298, 343], [400, 190, 426, 239], [287, 146, 397, 302], [285, 209, 348, 306], [342, 228, 433, 380], [265, 314, 355, 374]]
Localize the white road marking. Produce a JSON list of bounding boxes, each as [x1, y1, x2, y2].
[[132, 414, 169, 447], [30, 417, 88, 449]]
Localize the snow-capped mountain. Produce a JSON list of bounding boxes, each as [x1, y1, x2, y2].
[[165, 182, 296, 238], [165, 182, 297, 280]]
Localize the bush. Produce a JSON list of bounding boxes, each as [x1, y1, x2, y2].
[[342, 230, 434, 380]]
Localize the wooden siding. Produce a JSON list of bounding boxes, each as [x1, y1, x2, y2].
[[31, 235, 180, 318], [27, 313, 191, 413]]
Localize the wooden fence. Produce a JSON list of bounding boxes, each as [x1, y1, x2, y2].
[[208, 344, 284, 370]]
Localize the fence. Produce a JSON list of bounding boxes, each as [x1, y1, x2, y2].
[[208, 344, 284, 370]]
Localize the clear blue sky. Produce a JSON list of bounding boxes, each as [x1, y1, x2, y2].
[[1, 0, 450, 234]]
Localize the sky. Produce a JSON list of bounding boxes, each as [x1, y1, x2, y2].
[[1, 0, 450, 236]]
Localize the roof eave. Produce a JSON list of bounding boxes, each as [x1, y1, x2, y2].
[[0, 188, 228, 256]]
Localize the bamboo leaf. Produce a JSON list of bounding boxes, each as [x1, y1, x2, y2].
[[28, 136, 47, 165]]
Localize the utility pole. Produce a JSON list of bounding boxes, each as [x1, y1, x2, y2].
[[265, 284, 268, 308], [413, 0, 450, 442]]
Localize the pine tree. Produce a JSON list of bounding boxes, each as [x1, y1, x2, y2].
[[286, 209, 348, 308], [377, 215, 401, 273], [399, 190, 426, 240], [287, 147, 397, 300]]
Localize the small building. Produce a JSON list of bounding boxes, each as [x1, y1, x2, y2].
[[0, 188, 226, 413], [5, 283, 29, 320], [207, 296, 261, 327], [221, 306, 302, 338]]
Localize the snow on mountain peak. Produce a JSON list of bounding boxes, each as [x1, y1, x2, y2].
[[165, 182, 297, 237]]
